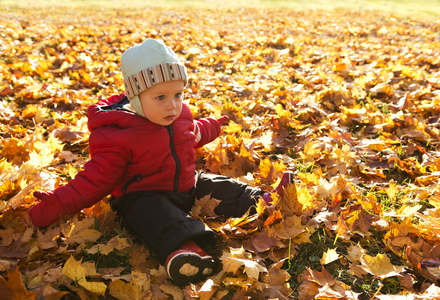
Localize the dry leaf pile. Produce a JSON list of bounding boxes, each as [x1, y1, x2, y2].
[[1, 5, 440, 299]]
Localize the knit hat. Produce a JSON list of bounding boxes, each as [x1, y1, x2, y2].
[[121, 39, 188, 117]]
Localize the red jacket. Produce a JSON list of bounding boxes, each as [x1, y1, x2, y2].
[[43, 93, 223, 215]]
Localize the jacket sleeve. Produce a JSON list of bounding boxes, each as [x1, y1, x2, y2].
[[194, 116, 228, 148], [51, 130, 131, 214]]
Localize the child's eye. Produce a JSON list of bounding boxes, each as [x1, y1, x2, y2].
[[157, 95, 165, 101], [175, 93, 182, 99]]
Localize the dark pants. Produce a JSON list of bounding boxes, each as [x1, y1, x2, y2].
[[110, 172, 263, 264]]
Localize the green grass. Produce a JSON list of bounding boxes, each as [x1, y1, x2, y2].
[[1, 0, 440, 17], [285, 228, 403, 300]]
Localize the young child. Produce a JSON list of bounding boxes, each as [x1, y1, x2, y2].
[[29, 39, 293, 286]]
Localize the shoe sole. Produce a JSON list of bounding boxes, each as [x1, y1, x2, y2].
[[167, 253, 217, 286]]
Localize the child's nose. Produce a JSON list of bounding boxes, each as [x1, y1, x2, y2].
[[168, 99, 177, 109]]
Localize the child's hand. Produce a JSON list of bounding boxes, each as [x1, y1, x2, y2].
[[217, 116, 229, 126], [29, 191, 66, 227]]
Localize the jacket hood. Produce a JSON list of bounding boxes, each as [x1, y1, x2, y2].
[[87, 93, 153, 132], [87, 93, 193, 132]]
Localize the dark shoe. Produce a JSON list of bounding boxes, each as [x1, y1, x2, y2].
[[165, 241, 216, 286], [262, 171, 294, 204]]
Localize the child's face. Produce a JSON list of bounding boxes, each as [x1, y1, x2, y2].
[[139, 80, 184, 126]]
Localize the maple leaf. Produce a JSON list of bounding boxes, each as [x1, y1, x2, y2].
[[60, 215, 102, 245], [266, 215, 310, 242], [345, 243, 367, 263], [345, 209, 374, 234], [1, 4, 440, 298], [262, 259, 291, 286], [359, 253, 405, 279], [0, 227, 21, 246], [37, 227, 61, 249], [159, 283, 184, 300], [86, 235, 130, 255], [243, 228, 278, 254], [62, 256, 107, 295], [299, 140, 322, 163], [42, 266, 64, 285], [298, 267, 336, 298], [276, 183, 318, 217], [221, 247, 267, 281], [128, 245, 151, 273], [320, 248, 340, 265], [0, 240, 31, 259], [195, 279, 224, 300], [34, 284, 69, 300], [191, 193, 221, 218], [107, 270, 151, 300], [0, 268, 36, 300]]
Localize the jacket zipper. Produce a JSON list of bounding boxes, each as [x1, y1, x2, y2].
[[167, 125, 180, 192], [122, 174, 141, 193]]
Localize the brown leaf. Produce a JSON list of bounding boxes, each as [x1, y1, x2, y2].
[[0, 240, 31, 258], [37, 227, 61, 249], [34, 284, 69, 300], [191, 193, 221, 218], [244, 228, 278, 254], [87, 235, 130, 255], [262, 259, 291, 286], [60, 215, 102, 245], [303, 266, 337, 287], [0, 268, 36, 300]]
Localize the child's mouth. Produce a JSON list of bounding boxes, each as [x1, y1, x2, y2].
[[164, 115, 175, 121]]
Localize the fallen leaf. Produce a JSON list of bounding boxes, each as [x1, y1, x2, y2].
[[320, 248, 340, 265], [0, 268, 36, 300], [60, 215, 102, 245], [86, 235, 130, 255], [359, 253, 405, 279], [108, 271, 151, 300], [62, 256, 107, 295], [221, 247, 267, 280], [191, 193, 221, 218]]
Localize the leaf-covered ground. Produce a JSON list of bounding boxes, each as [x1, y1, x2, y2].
[[1, 3, 440, 300]]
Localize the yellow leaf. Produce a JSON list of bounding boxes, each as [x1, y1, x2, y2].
[[221, 247, 267, 280], [259, 130, 273, 152], [320, 248, 339, 265], [359, 253, 405, 279], [277, 184, 318, 217], [27, 150, 54, 168], [223, 120, 242, 134], [87, 236, 130, 255], [60, 216, 102, 245], [197, 279, 217, 300], [21, 105, 39, 119], [255, 197, 267, 216], [396, 204, 422, 218], [128, 245, 151, 271], [266, 215, 306, 240], [299, 140, 321, 163], [108, 270, 150, 300], [0, 158, 12, 175], [62, 256, 107, 295], [386, 181, 397, 201], [0, 139, 29, 163], [159, 283, 184, 300]]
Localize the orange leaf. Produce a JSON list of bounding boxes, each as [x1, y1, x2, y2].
[[0, 268, 36, 300]]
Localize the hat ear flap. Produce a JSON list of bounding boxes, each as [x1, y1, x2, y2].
[[129, 95, 145, 117]]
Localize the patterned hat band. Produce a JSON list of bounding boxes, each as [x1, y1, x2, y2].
[[124, 62, 188, 99]]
